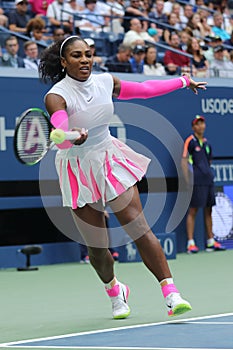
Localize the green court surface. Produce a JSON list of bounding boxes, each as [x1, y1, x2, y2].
[[1, 250, 232, 349]]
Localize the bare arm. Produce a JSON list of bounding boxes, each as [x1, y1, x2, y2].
[[9, 23, 26, 33], [112, 75, 121, 98], [45, 93, 66, 116], [181, 157, 190, 186]]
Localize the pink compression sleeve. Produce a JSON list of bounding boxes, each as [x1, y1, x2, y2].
[[117, 76, 190, 100], [50, 110, 72, 149]]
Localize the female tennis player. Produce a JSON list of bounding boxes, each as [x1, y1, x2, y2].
[[39, 36, 207, 319]]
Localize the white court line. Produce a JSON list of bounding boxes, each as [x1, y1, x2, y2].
[[1, 347, 232, 350], [1, 312, 233, 348]]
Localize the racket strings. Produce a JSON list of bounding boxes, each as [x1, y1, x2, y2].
[[16, 111, 51, 164]]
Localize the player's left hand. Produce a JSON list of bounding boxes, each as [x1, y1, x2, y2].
[[183, 73, 207, 95], [71, 127, 88, 145]]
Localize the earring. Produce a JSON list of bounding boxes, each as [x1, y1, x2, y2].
[[62, 67, 65, 73]]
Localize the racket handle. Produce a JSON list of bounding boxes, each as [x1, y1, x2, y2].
[[64, 131, 81, 140]]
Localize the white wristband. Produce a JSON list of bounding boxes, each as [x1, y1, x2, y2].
[[180, 76, 187, 88]]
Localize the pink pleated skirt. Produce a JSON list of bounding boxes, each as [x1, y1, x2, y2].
[[55, 136, 151, 209]]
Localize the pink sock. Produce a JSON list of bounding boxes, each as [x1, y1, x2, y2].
[[161, 283, 179, 298]]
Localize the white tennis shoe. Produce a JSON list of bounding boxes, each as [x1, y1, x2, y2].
[[105, 282, 130, 319], [165, 292, 192, 316]]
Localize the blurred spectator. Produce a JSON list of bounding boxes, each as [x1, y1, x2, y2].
[[180, 4, 194, 29], [26, 17, 50, 45], [28, 0, 54, 16], [46, 0, 73, 34], [141, 0, 153, 17], [171, 3, 183, 30], [104, 0, 125, 34], [210, 45, 233, 77], [197, 6, 213, 37], [163, 31, 190, 75], [129, 44, 145, 73], [163, 0, 176, 15], [187, 37, 209, 77], [23, 40, 40, 70], [123, 0, 149, 33], [143, 44, 166, 75], [162, 13, 179, 44], [204, 34, 229, 63], [77, 0, 105, 32], [179, 29, 192, 51], [230, 49, 233, 63], [67, 0, 84, 12], [224, 30, 233, 51], [0, 6, 8, 27], [186, 13, 205, 38], [0, 36, 25, 67], [84, 37, 106, 71], [149, 0, 168, 29], [123, 17, 155, 48], [105, 43, 133, 72], [212, 12, 230, 40], [8, 0, 33, 34], [52, 26, 65, 42]]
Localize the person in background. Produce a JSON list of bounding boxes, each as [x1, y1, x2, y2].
[[162, 13, 179, 44], [143, 44, 166, 75], [209, 45, 233, 77], [0, 35, 25, 67], [181, 115, 226, 254], [204, 35, 228, 63], [0, 6, 8, 27], [211, 12, 230, 41], [224, 30, 233, 51], [26, 17, 50, 45], [180, 4, 194, 29], [105, 43, 133, 73], [186, 13, 205, 39], [29, 0, 54, 16], [186, 37, 209, 77], [84, 38, 106, 71], [179, 29, 192, 51], [123, 0, 149, 33], [52, 27, 66, 42], [23, 41, 40, 70], [123, 17, 155, 49], [8, 0, 33, 34], [163, 32, 190, 75], [77, 0, 105, 32], [46, 0, 73, 34], [149, 0, 168, 30], [129, 44, 145, 73]]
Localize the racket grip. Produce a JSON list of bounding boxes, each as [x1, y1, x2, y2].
[[64, 131, 81, 140]]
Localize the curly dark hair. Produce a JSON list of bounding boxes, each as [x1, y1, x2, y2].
[[39, 36, 87, 84]]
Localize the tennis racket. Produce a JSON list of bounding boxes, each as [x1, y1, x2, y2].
[[14, 108, 80, 166]]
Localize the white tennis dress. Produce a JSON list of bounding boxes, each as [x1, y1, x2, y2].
[[46, 73, 151, 209]]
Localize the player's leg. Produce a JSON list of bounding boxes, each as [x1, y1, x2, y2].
[[109, 185, 192, 316], [186, 207, 199, 253], [72, 204, 130, 319], [72, 203, 114, 281]]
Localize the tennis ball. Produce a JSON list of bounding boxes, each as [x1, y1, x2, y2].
[[50, 129, 66, 144]]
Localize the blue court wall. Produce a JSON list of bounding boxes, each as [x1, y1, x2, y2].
[[0, 69, 232, 264]]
